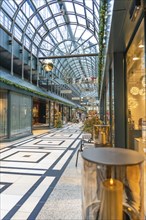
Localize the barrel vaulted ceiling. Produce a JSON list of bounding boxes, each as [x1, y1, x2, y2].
[[0, 0, 113, 106]]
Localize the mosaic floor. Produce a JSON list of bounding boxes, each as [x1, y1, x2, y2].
[[0, 123, 82, 220], [0, 123, 146, 220]]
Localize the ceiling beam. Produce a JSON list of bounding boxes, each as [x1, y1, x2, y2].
[[39, 53, 98, 59]]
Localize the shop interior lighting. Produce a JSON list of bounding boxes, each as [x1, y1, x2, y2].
[[132, 56, 140, 61], [130, 86, 139, 95], [138, 44, 144, 48]]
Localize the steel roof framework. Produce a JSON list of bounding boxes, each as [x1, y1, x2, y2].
[[0, 0, 112, 103]]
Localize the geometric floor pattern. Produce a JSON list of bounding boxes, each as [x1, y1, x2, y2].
[[0, 123, 82, 220]]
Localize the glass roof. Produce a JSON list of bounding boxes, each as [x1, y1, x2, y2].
[[0, 0, 113, 104]]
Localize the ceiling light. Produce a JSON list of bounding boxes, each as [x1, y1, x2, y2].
[[42, 60, 53, 72]]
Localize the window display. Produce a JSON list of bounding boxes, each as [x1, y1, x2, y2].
[[10, 92, 32, 136], [0, 90, 7, 139], [126, 20, 146, 150]]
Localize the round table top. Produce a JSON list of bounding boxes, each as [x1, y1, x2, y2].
[[82, 147, 144, 165]]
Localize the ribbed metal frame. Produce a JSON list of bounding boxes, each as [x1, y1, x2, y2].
[[0, 0, 102, 98]]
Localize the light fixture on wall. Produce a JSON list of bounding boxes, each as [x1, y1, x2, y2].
[[138, 37, 144, 49], [138, 44, 144, 48], [132, 56, 140, 61]]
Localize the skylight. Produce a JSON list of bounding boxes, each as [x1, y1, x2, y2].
[[0, 0, 113, 99]]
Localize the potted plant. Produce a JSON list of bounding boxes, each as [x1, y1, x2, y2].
[[83, 115, 103, 138], [54, 111, 63, 128]]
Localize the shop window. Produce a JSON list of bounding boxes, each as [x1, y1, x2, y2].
[[10, 92, 31, 136], [126, 20, 146, 149], [0, 90, 7, 139]]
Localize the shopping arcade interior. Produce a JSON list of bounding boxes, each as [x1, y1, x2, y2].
[[0, 0, 146, 219]]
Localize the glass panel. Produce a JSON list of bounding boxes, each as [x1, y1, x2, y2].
[[39, 7, 51, 20], [41, 39, 52, 51], [2, 0, 17, 17], [32, 44, 38, 55], [65, 2, 74, 12], [86, 9, 93, 23], [55, 15, 65, 25], [49, 2, 60, 14], [31, 15, 41, 28], [16, 11, 27, 29], [68, 14, 77, 23], [85, 0, 93, 10], [39, 26, 47, 36], [0, 90, 7, 139], [51, 29, 62, 42], [94, 6, 99, 21], [0, 10, 11, 31], [75, 26, 85, 38], [24, 36, 31, 49], [95, 20, 99, 32], [21, 1, 34, 17], [15, 0, 23, 4], [75, 3, 84, 15], [32, 0, 45, 8], [46, 19, 56, 30], [126, 20, 146, 150], [89, 36, 98, 45], [78, 16, 86, 26], [26, 23, 35, 38], [34, 33, 41, 46], [59, 26, 68, 39], [10, 92, 31, 137], [14, 25, 22, 41]]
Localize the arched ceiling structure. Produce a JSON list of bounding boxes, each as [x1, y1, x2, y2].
[[0, 0, 113, 106]]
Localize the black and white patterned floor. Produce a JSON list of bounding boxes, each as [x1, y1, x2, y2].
[[0, 124, 82, 220]]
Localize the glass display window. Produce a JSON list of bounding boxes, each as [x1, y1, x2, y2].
[[0, 89, 7, 139], [126, 19, 146, 149], [10, 92, 31, 136]]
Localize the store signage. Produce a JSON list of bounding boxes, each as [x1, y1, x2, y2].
[[60, 90, 72, 94], [72, 97, 80, 100]]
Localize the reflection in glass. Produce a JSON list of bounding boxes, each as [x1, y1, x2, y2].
[[10, 92, 31, 136], [126, 20, 146, 149]]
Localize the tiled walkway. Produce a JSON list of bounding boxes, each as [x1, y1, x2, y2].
[[0, 123, 82, 220], [0, 123, 146, 220]]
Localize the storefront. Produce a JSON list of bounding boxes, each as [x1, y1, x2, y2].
[[99, 1, 146, 150], [126, 19, 146, 149], [0, 86, 75, 141], [0, 89, 8, 139], [0, 89, 32, 140]]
